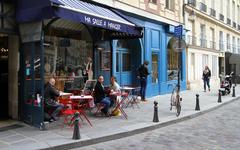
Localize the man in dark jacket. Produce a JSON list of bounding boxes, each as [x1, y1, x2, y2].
[[137, 61, 150, 102], [94, 75, 112, 116], [44, 78, 64, 121]]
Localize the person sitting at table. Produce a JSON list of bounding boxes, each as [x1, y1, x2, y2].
[[44, 78, 64, 122], [109, 76, 121, 106], [94, 75, 112, 116]]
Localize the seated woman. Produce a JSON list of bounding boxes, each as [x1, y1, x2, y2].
[[109, 76, 121, 106], [94, 75, 113, 116]]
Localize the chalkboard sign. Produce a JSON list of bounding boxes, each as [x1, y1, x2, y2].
[[100, 51, 111, 70]]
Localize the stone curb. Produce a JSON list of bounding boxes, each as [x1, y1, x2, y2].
[[40, 96, 240, 150]]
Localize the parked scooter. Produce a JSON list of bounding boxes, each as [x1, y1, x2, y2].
[[219, 72, 234, 95]]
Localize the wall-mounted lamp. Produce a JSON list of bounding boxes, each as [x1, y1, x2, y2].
[[188, 10, 196, 21]]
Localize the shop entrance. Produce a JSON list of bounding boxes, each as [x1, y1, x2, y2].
[[115, 39, 141, 86], [0, 35, 9, 120]]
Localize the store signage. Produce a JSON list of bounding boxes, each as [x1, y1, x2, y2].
[[174, 25, 183, 37], [84, 16, 121, 31]]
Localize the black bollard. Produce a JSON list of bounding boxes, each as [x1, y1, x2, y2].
[[232, 86, 236, 97], [195, 94, 200, 111], [218, 90, 222, 103], [153, 101, 159, 122], [72, 111, 81, 140]]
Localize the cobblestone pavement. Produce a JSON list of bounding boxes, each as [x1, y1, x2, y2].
[[73, 99, 240, 150]]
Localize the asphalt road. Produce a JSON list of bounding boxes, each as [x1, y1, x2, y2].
[[73, 99, 240, 150]]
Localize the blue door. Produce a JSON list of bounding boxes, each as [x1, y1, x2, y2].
[[116, 49, 132, 86]]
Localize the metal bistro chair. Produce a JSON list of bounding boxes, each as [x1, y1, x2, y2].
[[60, 97, 93, 127], [125, 87, 141, 109]]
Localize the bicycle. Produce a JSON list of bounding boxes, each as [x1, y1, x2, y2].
[[170, 83, 182, 117]]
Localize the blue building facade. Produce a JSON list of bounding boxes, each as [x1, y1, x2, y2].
[[112, 13, 187, 97]]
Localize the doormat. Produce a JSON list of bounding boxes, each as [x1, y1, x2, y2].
[[0, 124, 24, 132]]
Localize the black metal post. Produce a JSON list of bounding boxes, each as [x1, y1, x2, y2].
[[232, 86, 236, 97], [153, 101, 159, 122], [195, 94, 200, 111], [72, 111, 81, 140], [234, 75, 237, 87], [218, 90, 222, 103]]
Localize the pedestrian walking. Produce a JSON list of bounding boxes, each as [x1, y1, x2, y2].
[[137, 61, 150, 102], [202, 65, 211, 92]]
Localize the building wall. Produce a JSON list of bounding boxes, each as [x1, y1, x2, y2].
[[92, 0, 187, 95], [185, 0, 240, 54], [185, 0, 240, 90], [8, 35, 19, 119], [0, 1, 18, 119], [92, 0, 183, 26], [115, 0, 182, 23]]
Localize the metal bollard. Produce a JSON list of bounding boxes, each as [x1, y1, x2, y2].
[[72, 111, 81, 140], [195, 94, 200, 111], [218, 90, 222, 103], [232, 86, 236, 97], [153, 101, 159, 122]]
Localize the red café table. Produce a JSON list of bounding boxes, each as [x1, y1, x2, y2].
[[68, 95, 94, 127]]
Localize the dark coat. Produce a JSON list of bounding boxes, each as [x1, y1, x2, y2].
[[138, 64, 150, 78], [44, 82, 60, 105], [94, 81, 105, 103], [202, 69, 211, 80]]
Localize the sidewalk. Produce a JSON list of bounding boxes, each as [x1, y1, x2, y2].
[[0, 86, 240, 150]]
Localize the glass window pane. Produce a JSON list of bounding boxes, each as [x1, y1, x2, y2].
[[202, 54, 208, 71], [44, 35, 93, 92], [122, 53, 131, 71], [212, 56, 217, 76], [152, 53, 158, 83], [167, 36, 178, 81]]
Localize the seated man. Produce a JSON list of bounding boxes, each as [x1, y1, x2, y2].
[[94, 75, 113, 116], [44, 78, 64, 121]]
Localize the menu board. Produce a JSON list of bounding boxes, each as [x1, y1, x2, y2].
[[100, 51, 111, 70]]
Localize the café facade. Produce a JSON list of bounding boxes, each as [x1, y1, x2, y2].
[[0, 0, 187, 128], [112, 10, 187, 97], [17, 0, 143, 127]]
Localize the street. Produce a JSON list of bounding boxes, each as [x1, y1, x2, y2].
[[73, 99, 240, 150]]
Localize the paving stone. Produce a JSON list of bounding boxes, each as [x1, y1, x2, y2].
[[0, 87, 240, 150], [1, 134, 26, 144], [0, 141, 9, 150], [72, 99, 240, 150]]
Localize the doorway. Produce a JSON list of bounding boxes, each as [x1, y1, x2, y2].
[[116, 49, 132, 86], [0, 35, 8, 120], [115, 39, 141, 86]]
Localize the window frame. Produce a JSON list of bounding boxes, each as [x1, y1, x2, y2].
[[167, 35, 179, 81], [165, 0, 175, 11], [122, 52, 131, 72], [151, 52, 159, 84], [149, 0, 157, 4]]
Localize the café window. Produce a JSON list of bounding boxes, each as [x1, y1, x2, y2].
[[152, 53, 158, 83], [122, 52, 131, 71], [167, 36, 178, 81], [44, 34, 93, 91]]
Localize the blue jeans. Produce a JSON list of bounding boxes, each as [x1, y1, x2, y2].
[[100, 97, 112, 114], [140, 77, 147, 100], [203, 78, 210, 91]]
